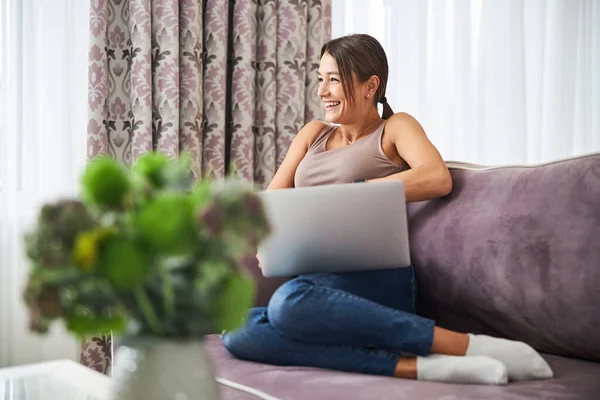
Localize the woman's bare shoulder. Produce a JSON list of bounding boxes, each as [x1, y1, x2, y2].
[[296, 120, 330, 148], [266, 120, 329, 190], [386, 112, 421, 126], [383, 112, 428, 141]]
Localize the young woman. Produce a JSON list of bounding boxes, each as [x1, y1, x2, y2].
[[222, 34, 552, 385]]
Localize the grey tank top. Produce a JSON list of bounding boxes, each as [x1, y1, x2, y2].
[[294, 121, 408, 188]]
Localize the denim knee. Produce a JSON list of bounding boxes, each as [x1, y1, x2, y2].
[[268, 278, 314, 337], [222, 308, 268, 362], [221, 330, 244, 359], [222, 328, 267, 363]]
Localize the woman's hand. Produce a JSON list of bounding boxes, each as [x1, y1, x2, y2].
[[256, 252, 262, 269]]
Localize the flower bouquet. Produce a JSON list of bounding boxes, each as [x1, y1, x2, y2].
[[22, 153, 270, 399]]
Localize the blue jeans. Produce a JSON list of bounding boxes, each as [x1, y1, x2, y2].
[[222, 266, 435, 376]]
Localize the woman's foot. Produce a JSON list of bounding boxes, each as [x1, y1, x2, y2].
[[466, 334, 553, 381], [396, 355, 508, 385]]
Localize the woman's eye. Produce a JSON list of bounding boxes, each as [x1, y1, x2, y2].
[[317, 77, 339, 83]]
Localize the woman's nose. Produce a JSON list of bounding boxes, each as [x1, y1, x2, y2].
[[317, 82, 328, 97]]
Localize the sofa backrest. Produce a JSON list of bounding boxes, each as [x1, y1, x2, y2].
[[407, 154, 600, 361]]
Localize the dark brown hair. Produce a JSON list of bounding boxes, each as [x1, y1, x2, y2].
[[320, 34, 394, 119]]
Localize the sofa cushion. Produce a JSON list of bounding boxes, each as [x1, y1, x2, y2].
[[205, 334, 600, 400], [408, 153, 600, 361]]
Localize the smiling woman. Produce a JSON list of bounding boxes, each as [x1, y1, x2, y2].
[[223, 33, 553, 385], [0, 0, 90, 367], [267, 34, 452, 202]]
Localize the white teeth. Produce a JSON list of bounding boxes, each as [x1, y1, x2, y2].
[[325, 101, 340, 107]]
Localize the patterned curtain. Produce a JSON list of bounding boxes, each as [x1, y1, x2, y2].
[[83, 0, 330, 374]]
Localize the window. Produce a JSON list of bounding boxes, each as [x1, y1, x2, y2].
[[0, 0, 4, 190]]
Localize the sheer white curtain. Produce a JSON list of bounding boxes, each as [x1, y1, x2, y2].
[[332, 0, 600, 165], [0, 0, 89, 367]]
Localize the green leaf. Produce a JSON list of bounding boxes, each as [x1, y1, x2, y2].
[[66, 314, 127, 337], [81, 156, 130, 208], [72, 227, 114, 272], [97, 235, 150, 290], [190, 179, 212, 209], [135, 193, 198, 255], [33, 267, 81, 285], [211, 273, 255, 332], [195, 260, 230, 294], [132, 152, 170, 188]]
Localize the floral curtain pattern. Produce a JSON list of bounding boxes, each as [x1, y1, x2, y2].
[[88, 0, 204, 176], [231, 0, 332, 184], [84, 0, 330, 374]]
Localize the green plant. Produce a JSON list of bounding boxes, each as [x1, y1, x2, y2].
[[23, 153, 269, 339]]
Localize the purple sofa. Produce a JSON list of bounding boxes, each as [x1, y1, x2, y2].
[[205, 153, 600, 399]]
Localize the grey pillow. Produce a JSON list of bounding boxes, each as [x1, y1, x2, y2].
[[408, 154, 600, 361]]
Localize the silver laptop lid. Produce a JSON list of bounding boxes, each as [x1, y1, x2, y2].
[[257, 181, 411, 277]]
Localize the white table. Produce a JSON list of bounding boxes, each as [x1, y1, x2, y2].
[[0, 359, 282, 400], [0, 360, 112, 400]]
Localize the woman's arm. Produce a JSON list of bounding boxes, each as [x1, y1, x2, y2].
[[266, 120, 328, 190], [369, 112, 452, 202]]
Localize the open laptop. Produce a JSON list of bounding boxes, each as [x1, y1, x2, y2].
[[257, 181, 411, 277]]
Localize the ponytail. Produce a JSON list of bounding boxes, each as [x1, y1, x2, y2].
[[379, 96, 394, 119]]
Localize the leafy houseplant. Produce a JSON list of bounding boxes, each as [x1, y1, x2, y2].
[[23, 153, 270, 399]]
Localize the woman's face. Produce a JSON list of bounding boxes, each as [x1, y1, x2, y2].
[[317, 52, 364, 124]]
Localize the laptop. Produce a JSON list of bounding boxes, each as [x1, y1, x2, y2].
[[257, 181, 411, 277]]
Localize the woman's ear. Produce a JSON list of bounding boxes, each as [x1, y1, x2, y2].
[[366, 75, 380, 96], [369, 75, 379, 91]]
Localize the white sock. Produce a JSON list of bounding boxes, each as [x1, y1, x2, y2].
[[466, 334, 553, 381], [416, 354, 508, 385]]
